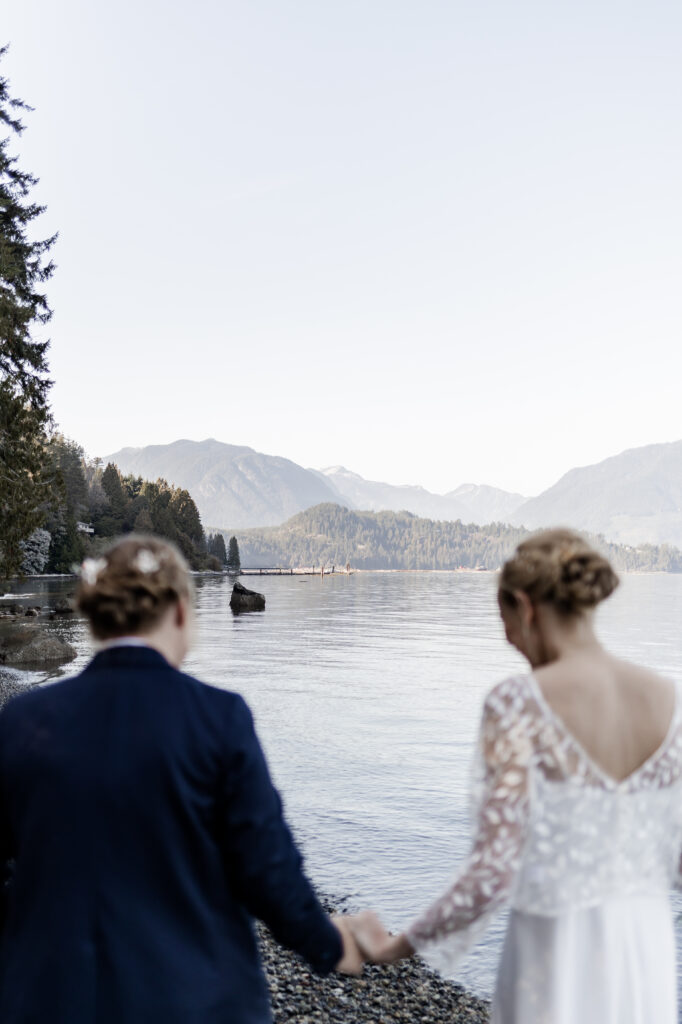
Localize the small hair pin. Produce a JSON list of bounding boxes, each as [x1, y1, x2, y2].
[[133, 549, 161, 575], [80, 557, 108, 585]]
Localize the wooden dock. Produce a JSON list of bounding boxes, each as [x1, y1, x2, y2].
[[239, 566, 349, 577]]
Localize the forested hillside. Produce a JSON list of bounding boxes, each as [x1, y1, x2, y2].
[[231, 504, 682, 572], [19, 436, 225, 574]]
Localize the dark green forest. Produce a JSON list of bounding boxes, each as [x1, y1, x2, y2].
[[229, 503, 682, 573], [18, 435, 226, 574]]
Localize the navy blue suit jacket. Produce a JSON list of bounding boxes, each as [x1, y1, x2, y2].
[[0, 646, 341, 1023]]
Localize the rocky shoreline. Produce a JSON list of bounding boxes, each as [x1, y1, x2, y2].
[[0, 596, 77, 669], [0, 623, 76, 669], [0, 597, 75, 621], [257, 898, 491, 1023]]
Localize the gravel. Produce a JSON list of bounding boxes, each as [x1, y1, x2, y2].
[[0, 672, 35, 710], [257, 898, 491, 1023]]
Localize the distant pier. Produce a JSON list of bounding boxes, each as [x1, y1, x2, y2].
[[239, 566, 349, 577]]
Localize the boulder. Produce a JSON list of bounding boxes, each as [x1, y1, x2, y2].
[[0, 626, 77, 666], [230, 582, 266, 614], [53, 598, 75, 616]]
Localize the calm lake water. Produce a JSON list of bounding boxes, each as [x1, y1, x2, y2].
[[5, 570, 682, 999]]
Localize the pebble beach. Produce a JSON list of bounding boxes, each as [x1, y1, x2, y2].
[[0, 673, 31, 710], [257, 900, 490, 1024]]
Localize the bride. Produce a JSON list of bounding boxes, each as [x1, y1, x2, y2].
[[350, 529, 682, 1023]]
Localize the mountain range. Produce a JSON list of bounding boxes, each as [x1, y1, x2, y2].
[[106, 439, 525, 530], [105, 437, 682, 549], [105, 439, 340, 529], [510, 440, 682, 548], [318, 467, 525, 523]]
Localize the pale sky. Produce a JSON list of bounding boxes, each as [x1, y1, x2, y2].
[[4, 1, 682, 497]]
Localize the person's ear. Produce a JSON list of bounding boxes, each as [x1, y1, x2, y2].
[[174, 598, 188, 629]]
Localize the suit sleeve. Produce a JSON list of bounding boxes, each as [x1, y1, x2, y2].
[[219, 696, 343, 974], [0, 712, 15, 938]]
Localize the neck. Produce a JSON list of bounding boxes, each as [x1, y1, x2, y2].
[[534, 607, 602, 666], [99, 606, 187, 668], [101, 635, 169, 658]]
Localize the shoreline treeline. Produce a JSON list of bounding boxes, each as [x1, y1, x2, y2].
[[18, 435, 226, 574], [226, 503, 682, 573]]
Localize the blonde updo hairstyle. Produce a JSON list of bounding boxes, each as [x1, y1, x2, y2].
[[75, 535, 194, 641], [498, 528, 619, 617]]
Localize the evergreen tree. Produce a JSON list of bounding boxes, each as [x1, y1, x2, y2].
[[43, 435, 89, 571], [101, 463, 127, 518], [20, 526, 50, 573], [208, 532, 227, 565], [169, 488, 204, 546], [0, 48, 57, 578], [17, 439, 217, 574], [0, 381, 51, 576], [226, 536, 240, 572], [47, 512, 82, 574], [46, 434, 88, 515], [133, 507, 154, 532]]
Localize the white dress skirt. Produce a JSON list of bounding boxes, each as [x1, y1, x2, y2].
[[493, 897, 677, 1024], [406, 675, 682, 1024]]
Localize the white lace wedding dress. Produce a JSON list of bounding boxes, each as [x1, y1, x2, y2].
[[407, 673, 682, 1023]]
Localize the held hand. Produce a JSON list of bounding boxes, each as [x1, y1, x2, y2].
[[331, 915, 364, 975], [347, 911, 414, 965]]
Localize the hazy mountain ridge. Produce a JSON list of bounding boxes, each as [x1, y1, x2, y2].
[[231, 504, 682, 572], [511, 440, 682, 548], [104, 439, 526, 531], [104, 439, 344, 529], [319, 466, 526, 523], [104, 436, 682, 549], [445, 482, 527, 523]]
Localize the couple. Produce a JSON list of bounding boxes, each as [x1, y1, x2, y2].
[[1, 530, 681, 1023]]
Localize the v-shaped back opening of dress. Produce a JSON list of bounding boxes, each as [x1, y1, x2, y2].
[[406, 670, 682, 1024], [526, 670, 680, 790]]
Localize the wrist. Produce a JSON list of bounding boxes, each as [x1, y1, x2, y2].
[[379, 932, 414, 964], [332, 917, 363, 975]]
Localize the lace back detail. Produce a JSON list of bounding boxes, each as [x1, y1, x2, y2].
[[406, 674, 682, 975]]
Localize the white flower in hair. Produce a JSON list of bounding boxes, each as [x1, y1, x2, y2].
[[133, 549, 161, 574], [81, 557, 107, 585]]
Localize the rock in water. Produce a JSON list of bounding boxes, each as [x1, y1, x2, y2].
[[53, 598, 75, 616], [0, 626, 77, 665], [230, 582, 266, 613]]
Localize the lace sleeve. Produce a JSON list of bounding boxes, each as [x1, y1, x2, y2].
[[406, 681, 531, 974]]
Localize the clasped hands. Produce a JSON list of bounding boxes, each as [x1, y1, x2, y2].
[[333, 912, 414, 975]]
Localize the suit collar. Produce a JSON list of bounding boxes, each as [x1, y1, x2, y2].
[[86, 645, 173, 671]]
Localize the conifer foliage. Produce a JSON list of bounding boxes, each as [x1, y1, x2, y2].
[[207, 533, 227, 565], [0, 47, 57, 579], [226, 536, 241, 573], [236, 503, 682, 573]]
